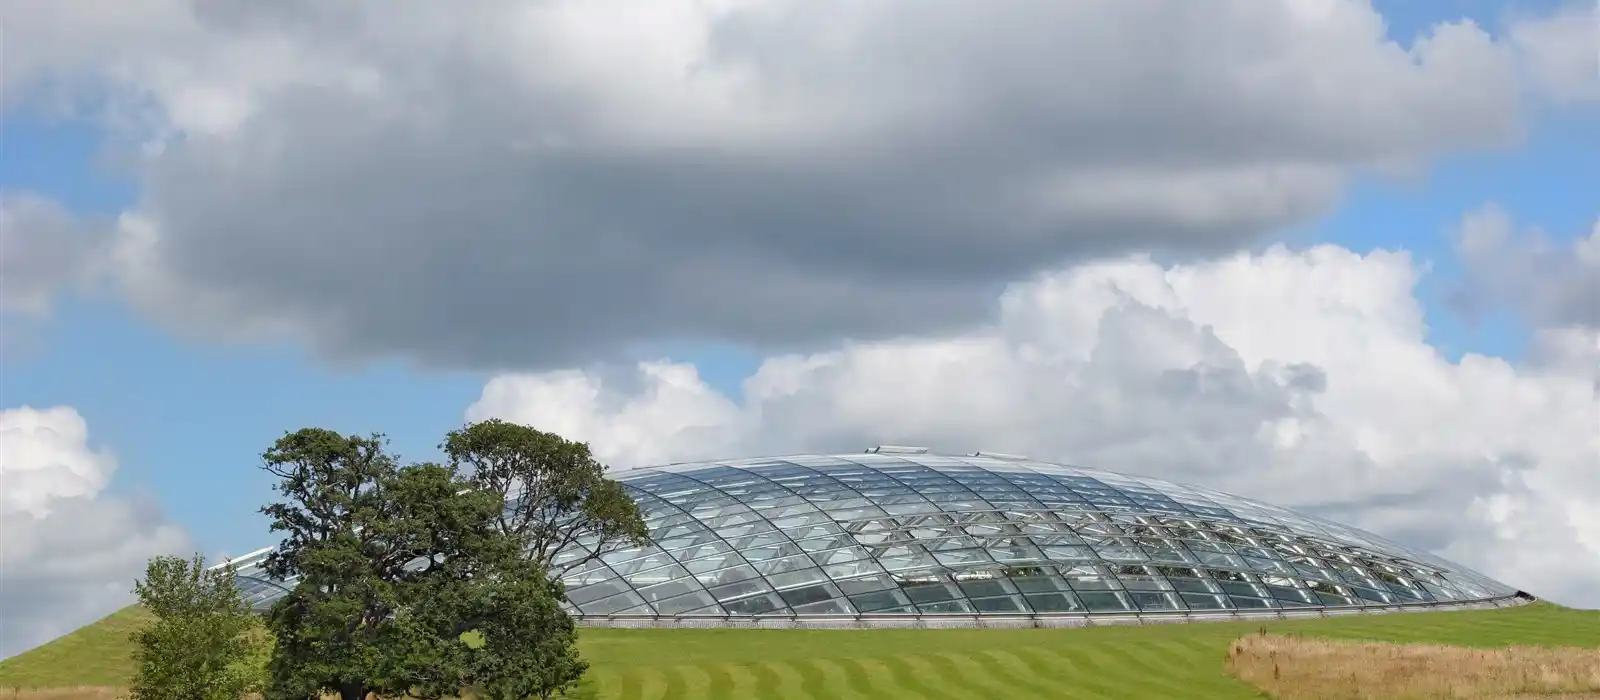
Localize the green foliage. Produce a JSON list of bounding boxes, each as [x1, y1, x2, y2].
[[127, 554, 264, 700], [443, 419, 649, 579], [257, 426, 587, 700], [472, 564, 588, 700]]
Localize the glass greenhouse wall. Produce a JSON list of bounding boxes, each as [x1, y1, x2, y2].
[[227, 450, 1526, 622]]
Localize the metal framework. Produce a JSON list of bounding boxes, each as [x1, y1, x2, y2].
[[222, 449, 1526, 624]]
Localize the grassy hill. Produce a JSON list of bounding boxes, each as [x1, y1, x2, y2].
[[3, 603, 1597, 699]]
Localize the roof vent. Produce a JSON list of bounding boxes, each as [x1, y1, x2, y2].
[[868, 445, 930, 454], [972, 451, 1029, 461]]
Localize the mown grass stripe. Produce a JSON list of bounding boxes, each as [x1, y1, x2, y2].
[[881, 653, 964, 700], [1105, 637, 1199, 688], [715, 662, 760, 700], [793, 657, 830, 700], [835, 656, 877, 698], [1031, 643, 1142, 698], [632, 666, 670, 700], [580, 669, 619, 700], [850, 657, 917, 700], [1083, 639, 1194, 697], [979, 648, 1092, 700], [1134, 639, 1246, 695], [756, 660, 809, 700], [901, 652, 977, 697], [811, 657, 868, 700], [664, 664, 712, 699], [1054, 643, 1142, 698], [1007, 643, 1102, 700], [936, 650, 1035, 700], [701, 662, 734, 699]]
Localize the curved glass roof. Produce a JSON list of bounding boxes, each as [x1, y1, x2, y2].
[[228, 450, 1520, 618]]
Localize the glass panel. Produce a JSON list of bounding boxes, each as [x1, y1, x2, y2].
[[811, 546, 872, 566], [767, 567, 829, 591], [1180, 593, 1230, 610], [824, 577, 885, 598], [823, 560, 883, 579], [850, 590, 912, 612], [970, 596, 1024, 613], [778, 584, 839, 608], [655, 591, 720, 615], [901, 582, 958, 604], [1131, 591, 1182, 611], [1228, 596, 1273, 609], [707, 578, 772, 602], [737, 543, 793, 563], [792, 599, 855, 615], [567, 579, 629, 605], [636, 579, 702, 603], [956, 578, 1012, 599], [934, 549, 994, 566], [798, 535, 856, 553], [697, 565, 761, 586], [724, 594, 782, 615], [579, 591, 648, 615], [878, 552, 940, 572], [1009, 572, 1066, 593], [1077, 592, 1131, 611], [917, 599, 975, 614], [754, 554, 816, 576], [1024, 592, 1083, 612]]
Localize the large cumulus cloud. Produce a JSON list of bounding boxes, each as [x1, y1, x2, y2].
[[0, 407, 189, 660], [3, 0, 1548, 369], [468, 227, 1600, 608]]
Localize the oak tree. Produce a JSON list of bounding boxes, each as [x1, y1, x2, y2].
[[443, 419, 649, 579], [257, 428, 580, 700]]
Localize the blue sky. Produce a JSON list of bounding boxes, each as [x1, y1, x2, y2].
[[1, 0, 1596, 626]]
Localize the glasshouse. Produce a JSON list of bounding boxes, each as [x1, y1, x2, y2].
[[225, 447, 1530, 627]]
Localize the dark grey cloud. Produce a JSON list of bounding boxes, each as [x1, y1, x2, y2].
[[12, 0, 1526, 369]]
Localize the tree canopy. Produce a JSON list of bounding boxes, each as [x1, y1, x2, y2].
[[443, 419, 649, 579], [257, 427, 588, 700]]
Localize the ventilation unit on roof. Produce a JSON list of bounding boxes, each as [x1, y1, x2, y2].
[[972, 451, 1029, 461], [867, 445, 930, 454]]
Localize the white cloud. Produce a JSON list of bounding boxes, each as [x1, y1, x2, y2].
[[1451, 204, 1600, 328], [0, 193, 95, 317], [0, 0, 1544, 370], [469, 235, 1600, 609], [1510, 2, 1600, 103], [0, 406, 189, 659]]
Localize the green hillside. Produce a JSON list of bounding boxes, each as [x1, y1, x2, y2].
[[3, 603, 1596, 699]]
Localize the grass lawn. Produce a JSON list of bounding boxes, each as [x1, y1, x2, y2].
[[3, 603, 1596, 699], [0, 608, 154, 689]]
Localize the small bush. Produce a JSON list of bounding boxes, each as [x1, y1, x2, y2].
[[128, 554, 264, 700]]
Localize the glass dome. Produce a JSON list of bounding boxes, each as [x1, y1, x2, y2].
[[228, 450, 1524, 621]]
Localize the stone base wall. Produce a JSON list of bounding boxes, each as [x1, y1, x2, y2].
[[574, 593, 1533, 630]]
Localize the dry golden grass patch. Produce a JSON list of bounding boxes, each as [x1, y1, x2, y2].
[[0, 688, 123, 700], [1226, 632, 1600, 699]]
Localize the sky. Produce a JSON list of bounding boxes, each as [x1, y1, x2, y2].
[[1, 0, 1597, 660]]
